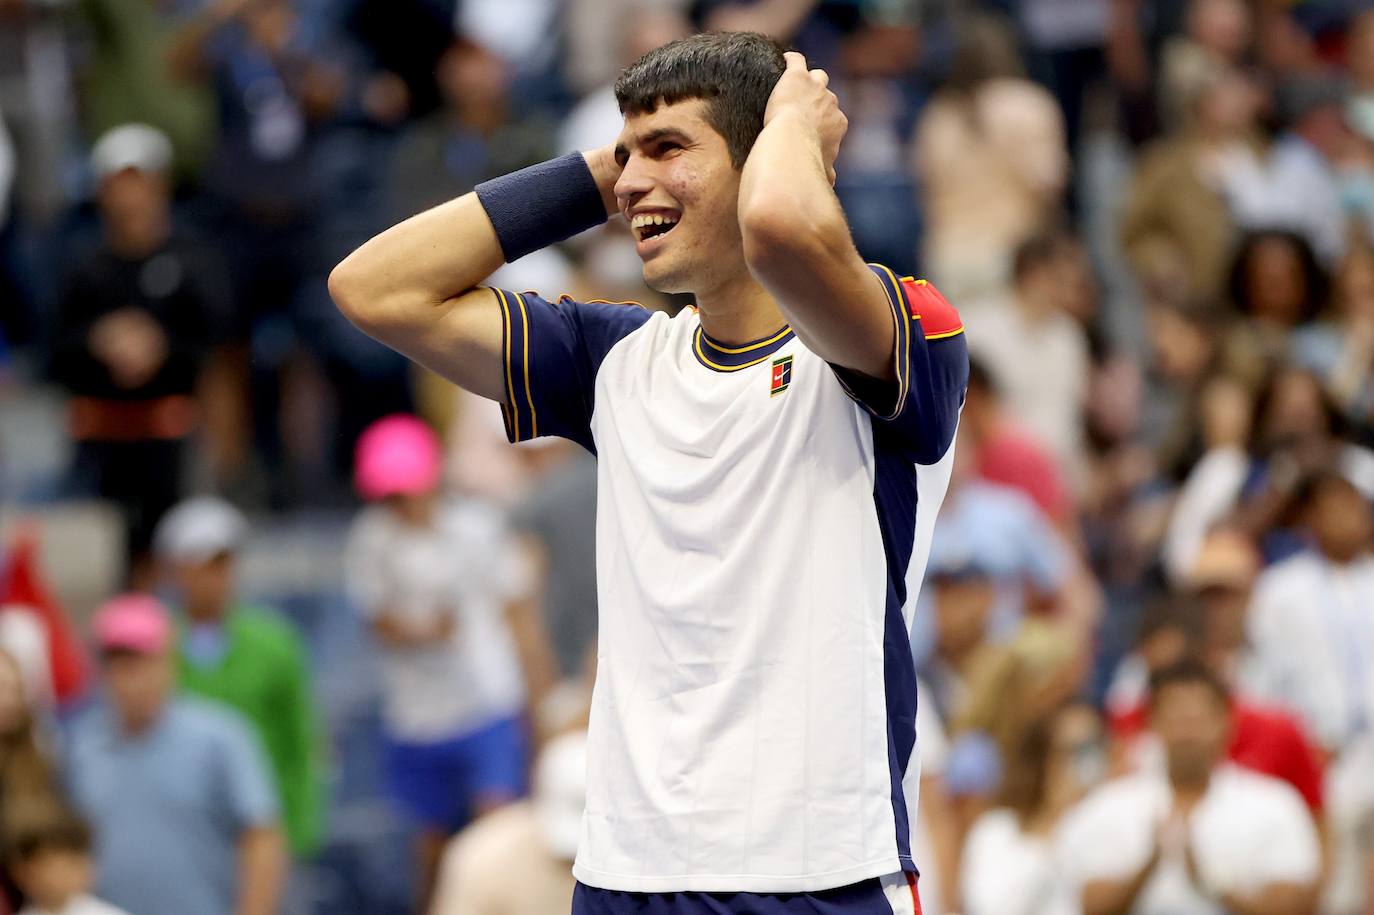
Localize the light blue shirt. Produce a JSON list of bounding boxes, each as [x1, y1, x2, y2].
[[911, 480, 1070, 666], [66, 697, 278, 915]]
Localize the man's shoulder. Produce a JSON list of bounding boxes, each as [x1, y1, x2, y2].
[[1067, 771, 1164, 823], [1210, 763, 1309, 815], [1253, 551, 1322, 598], [228, 605, 304, 659], [170, 696, 259, 747]]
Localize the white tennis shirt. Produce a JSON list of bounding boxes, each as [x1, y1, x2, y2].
[[493, 265, 968, 893]]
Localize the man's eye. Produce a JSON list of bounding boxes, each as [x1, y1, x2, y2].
[[656, 142, 682, 156]]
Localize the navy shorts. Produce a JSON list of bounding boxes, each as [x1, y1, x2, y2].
[[384, 714, 528, 831], [572, 874, 922, 914]]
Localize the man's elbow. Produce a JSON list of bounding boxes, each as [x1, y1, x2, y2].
[[328, 252, 395, 336]]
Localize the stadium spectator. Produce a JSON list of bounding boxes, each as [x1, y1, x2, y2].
[[509, 443, 598, 685], [388, 37, 555, 222], [921, 537, 1087, 769], [1221, 230, 1329, 389], [1164, 367, 1374, 579], [912, 12, 1069, 308], [960, 358, 1071, 526], [909, 433, 1079, 669], [968, 230, 1093, 489], [1105, 559, 1327, 815], [168, 0, 352, 505], [344, 415, 553, 911], [6, 808, 131, 915], [959, 702, 1105, 915], [1226, 77, 1356, 266], [73, 0, 216, 184], [0, 646, 62, 913], [1119, 66, 1259, 306], [1159, 0, 1254, 132], [1063, 660, 1322, 915], [1291, 244, 1374, 429], [47, 125, 224, 584], [65, 594, 285, 915], [911, 677, 959, 915], [1323, 732, 1374, 915], [1246, 471, 1374, 756], [430, 730, 586, 915], [153, 496, 324, 858]]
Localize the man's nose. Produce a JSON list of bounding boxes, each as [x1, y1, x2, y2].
[[614, 157, 654, 210]]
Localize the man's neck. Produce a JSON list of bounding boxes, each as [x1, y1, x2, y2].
[[692, 272, 787, 346], [119, 707, 165, 738], [1169, 774, 1212, 808]]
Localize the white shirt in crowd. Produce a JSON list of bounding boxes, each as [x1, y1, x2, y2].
[[961, 808, 1080, 915], [344, 498, 529, 742], [1245, 551, 1374, 752], [19, 895, 131, 915], [912, 680, 950, 915], [1163, 444, 1374, 584], [1059, 766, 1321, 915], [1324, 735, 1374, 915], [968, 302, 1089, 491]]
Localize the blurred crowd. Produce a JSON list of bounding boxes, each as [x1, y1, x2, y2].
[[2, 0, 1374, 913]]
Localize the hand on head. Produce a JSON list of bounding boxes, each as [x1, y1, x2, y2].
[[765, 51, 848, 185]]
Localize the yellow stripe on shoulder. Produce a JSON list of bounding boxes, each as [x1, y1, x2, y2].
[[924, 326, 966, 341], [555, 294, 649, 310]]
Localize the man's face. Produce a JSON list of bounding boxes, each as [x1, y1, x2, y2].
[[1309, 480, 1374, 562], [98, 169, 168, 235], [14, 850, 91, 910], [1199, 583, 1250, 654], [104, 650, 173, 730], [613, 99, 745, 295], [1151, 682, 1230, 785], [933, 575, 996, 660], [172, 553, 235, 621]]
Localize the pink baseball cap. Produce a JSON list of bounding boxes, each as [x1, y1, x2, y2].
[[92, 594, 171, 655], [354, 414, 443, 501]]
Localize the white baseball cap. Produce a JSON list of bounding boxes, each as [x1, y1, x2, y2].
[[154, 496, 248, 564], [90, 123, 173, 180]]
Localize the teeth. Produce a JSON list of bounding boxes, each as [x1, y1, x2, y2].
[[630, 213, 679, 230]]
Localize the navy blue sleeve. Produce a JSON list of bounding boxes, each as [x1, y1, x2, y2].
[[492, 288, 653, 452], [831, 264, 969, 465]]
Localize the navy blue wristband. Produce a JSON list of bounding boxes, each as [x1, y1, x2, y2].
[[475, 153, 610, 262]]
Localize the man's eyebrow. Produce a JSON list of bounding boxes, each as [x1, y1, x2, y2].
[[614, 127, 691, 165]]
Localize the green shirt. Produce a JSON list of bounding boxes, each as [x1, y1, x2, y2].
[[177, 604, 325, 856]]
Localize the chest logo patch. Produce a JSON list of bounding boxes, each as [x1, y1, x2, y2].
[[770, 355, 793, 397]]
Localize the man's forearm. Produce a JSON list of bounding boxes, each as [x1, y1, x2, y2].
[[737, 108, 892, 376], [236, 825, 286, 915], [329, 193, 506, 328], [1220, 883, 1318, 915], [329, 149, 618, 340], [1082, 851, 1160, 915]]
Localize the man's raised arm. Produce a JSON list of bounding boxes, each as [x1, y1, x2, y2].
[[738, 51, 895, 381], [327, 149, 622, 401]]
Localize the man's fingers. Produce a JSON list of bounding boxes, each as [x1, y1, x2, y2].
[[810, 68, 829, 88], [783, 50, 807, 72]]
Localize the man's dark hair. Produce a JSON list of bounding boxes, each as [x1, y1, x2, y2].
[[965, 356, 998, 400], [5, 809, 92, 866], [1135, 594, 1202, 648], [615, 31, 787, 168], [1147, 657, 1230, 711], [1012, 228, 1076, 284]]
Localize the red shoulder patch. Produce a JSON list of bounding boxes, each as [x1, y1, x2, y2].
[[900, 278, 964, 340]]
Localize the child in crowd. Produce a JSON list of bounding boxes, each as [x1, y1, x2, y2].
[[344, 414, 553, 911], [7, 809, 129, 915]]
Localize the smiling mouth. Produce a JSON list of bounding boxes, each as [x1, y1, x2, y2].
[[630, 212, 680, 242]]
